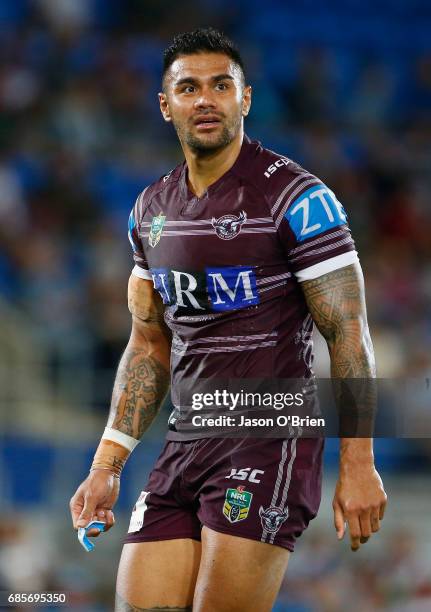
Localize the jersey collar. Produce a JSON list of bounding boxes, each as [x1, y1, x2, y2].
[[179, 134, 256, 206]]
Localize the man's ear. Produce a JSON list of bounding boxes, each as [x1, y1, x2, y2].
[[159, 92, 171, 122], [241, 85, 252, 117]]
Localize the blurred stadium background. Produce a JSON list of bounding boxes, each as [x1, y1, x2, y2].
[[0, 0, 430, 610]]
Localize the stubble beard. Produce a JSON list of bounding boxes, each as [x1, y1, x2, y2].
[[173, 111, 243, 155]]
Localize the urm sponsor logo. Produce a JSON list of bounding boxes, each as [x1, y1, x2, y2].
[[151, 266, 259, 312]]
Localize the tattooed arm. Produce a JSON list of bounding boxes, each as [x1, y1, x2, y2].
[[70, 276, 170, 534], [108, 274, 171, 439], [302, 263, 387, 551]]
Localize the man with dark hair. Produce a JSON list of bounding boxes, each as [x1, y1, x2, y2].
[[163, 27, 246, 81], [70, 27, 387, 611]]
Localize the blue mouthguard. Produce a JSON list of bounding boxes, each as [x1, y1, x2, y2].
[[78, 520, 106, 552]]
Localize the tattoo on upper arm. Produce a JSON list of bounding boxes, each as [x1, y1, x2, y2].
[[302, 264, 376, 433], [302, 264, 376, 378], [115, 592, 192, 611], [128, 277, 166, 327]]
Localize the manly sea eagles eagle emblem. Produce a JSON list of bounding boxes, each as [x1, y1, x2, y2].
[[259, 505, 289, 534], [211, 210, 247, 240]]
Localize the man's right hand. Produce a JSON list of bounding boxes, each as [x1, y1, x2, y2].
[[70, 469, 120, 537]]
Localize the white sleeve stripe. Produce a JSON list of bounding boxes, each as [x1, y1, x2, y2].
[[295, 251, 359, 282], [132, 265, 152, 280]]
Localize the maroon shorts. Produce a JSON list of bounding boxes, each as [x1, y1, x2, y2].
[[125, 437, 323, 552]]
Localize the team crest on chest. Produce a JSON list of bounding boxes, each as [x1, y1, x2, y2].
[[211, 210, 247, 240], [223, 486, 253, 523], [149, 214, 166, 247]]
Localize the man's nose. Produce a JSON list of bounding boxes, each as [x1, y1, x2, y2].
[[194, 88, 216, 109]]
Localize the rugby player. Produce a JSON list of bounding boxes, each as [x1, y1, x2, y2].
[[70, 28, 387, 612]]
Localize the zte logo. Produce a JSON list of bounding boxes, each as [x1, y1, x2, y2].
[[264, 157, 290, 178], [225, 468, 265, 484], [287, 185, 347, 240], [151, 266, 259, 312]]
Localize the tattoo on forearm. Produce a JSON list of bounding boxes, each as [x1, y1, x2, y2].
[[92, 454, 126, 472], [109, 348, 170, 439], [113, 456, 126, 470], [302, 264, 376, 435], [115, 593, 192, 611]]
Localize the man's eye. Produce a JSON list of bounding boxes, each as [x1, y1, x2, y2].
[[216, 82, 228, 90], [183, 86, 195, 93]]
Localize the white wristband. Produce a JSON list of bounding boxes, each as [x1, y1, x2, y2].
[[101, 427, 140, 452]]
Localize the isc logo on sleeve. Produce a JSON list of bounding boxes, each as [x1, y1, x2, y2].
[[264, 157, 291, 178], [286, 184, 347, 242], [151, 266, 259, 312]]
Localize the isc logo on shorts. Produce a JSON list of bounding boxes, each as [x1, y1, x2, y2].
[[225, 467, 265, 483]]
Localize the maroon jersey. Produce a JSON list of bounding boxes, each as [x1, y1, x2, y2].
[[128, 135, 358, 440]]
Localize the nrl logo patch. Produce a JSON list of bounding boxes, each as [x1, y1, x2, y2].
[[211, 210, 247, 240], [149, 214, 166, 248], [259, 505, 289, 533], [223, 486, 253, 523]]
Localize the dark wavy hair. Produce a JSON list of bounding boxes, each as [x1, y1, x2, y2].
[[162, 27, 246, 85]]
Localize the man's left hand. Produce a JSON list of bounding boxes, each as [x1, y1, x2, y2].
[[332, 465, 387, 551]]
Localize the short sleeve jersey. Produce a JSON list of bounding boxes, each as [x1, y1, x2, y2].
[[128, 135, 358, 440]]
